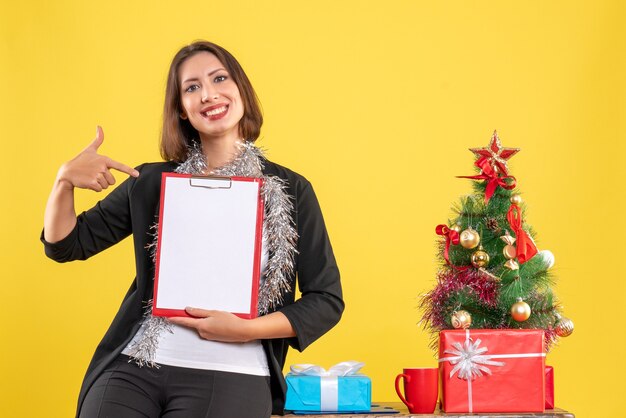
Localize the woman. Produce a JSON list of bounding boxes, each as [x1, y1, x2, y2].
[[42, 41, 343, 418]]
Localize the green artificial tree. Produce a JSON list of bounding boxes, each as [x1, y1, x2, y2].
[[420, 131, 574, 350]]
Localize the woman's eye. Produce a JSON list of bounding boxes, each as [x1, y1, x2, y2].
[[185, 84, 200, 93], [214, 75, 227, 83]]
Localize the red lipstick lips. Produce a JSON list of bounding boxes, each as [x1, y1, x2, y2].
[[201, 104, 229, 121]]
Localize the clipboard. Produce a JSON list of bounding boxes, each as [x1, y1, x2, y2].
[[152, 172, 264, 319]]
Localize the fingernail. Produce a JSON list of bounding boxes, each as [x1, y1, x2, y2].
[[133, 170, 140, 177]]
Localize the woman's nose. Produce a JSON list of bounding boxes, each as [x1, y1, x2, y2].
[[201, 85, 219, 103]]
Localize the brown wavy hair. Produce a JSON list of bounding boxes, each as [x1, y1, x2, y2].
[[160, 41, 263, 162]]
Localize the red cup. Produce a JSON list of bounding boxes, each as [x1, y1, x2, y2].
[[395, 368, 438, 414]]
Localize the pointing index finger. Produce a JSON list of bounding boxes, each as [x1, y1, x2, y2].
[[106, 158, 140, 177]]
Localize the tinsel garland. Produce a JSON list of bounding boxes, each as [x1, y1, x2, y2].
[[421, 269, 500, 328], [126, 141, 298, 367], [420, 266, 560, 351], [419, 268, 501, 351]]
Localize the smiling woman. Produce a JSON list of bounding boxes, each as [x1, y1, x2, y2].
[[41, 40, 343, 418]]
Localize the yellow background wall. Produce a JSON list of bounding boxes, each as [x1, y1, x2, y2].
[[1, 1, 623, 416]]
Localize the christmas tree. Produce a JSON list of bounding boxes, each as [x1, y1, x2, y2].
[[420, 131, 574, 350]]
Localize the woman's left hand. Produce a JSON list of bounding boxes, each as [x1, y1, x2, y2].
[[168, 307, 252, 343]]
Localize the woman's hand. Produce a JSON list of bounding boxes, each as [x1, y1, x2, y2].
[[57, 126, 139, 192], [44, 126, 139, 243], [168, 308, 253, 343], [168, 307, 296, 343]]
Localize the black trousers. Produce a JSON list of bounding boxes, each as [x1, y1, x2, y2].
[[80, 355, 272, 418]]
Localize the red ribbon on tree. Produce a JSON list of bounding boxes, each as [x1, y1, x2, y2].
[[458, 157, 517, 203], [436, 224, 460, 265], [506, 204, 538, 264]]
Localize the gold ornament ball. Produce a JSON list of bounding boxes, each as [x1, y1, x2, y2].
[[451, 310, 472, 329], [511, 298, 531, 322], [459, 228, 480, 249], [510, 194, 523, 206], [555, 317, 574, 337], [450, 224, 462, 233], [471, 249, 490, 268]]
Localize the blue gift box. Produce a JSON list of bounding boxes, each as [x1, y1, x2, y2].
[[285, 373, 371, 413]]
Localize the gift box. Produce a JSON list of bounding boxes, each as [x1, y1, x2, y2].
[[285, 362, 371, 413], [545, 365, 555, 409], [439, 329, 546, 413]]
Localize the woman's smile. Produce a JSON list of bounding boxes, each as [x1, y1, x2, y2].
[[201, 104, 229, 120]]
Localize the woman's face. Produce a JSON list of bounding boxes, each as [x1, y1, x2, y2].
[[178, 51, 244, 142]]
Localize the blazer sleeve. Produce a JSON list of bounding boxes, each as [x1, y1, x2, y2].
[[278, 180, 344, 352], [40, 165, 143, 262]]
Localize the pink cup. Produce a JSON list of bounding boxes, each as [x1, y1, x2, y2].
[[394, 367, 438, 414]]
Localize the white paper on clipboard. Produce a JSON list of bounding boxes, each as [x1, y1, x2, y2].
[[152, 173, 264, 319]]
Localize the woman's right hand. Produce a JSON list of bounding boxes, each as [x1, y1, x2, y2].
[[57, 126, 139, 192], [44, 126, 139, 243]]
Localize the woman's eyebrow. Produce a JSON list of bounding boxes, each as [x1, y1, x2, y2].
[[181, 68, 227, 85], [181, 77, 199, 85], [208, 67, 227, 76]]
